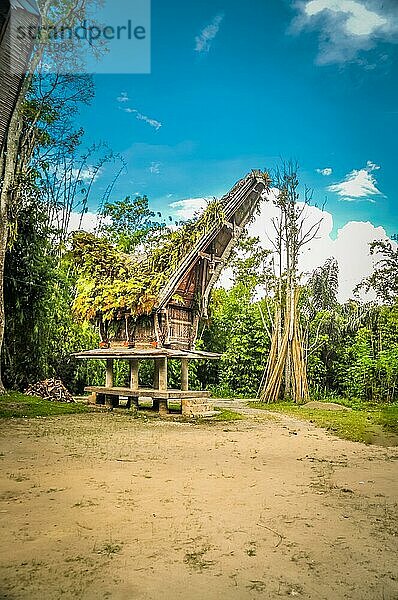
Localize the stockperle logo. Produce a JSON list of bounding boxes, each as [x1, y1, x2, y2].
[[9, 0, 151, 75]]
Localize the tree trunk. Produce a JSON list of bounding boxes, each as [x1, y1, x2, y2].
[[0, 104, 24, 394], [0, 217, 8, 393]]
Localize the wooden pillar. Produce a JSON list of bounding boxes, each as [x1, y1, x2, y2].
[[106, 358, 114, 388], [158, 357, 168, 391], [181, 359, 189, 391], [129, 359, 139, 390]]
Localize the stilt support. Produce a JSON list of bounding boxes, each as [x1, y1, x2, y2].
[[153, 359, 160, 389], [181, 359, 189, 391], [157, 357, 168, 391], [106, 358, 114, 388], [129, 359, 139, 390], [159, 399, 170, 416]]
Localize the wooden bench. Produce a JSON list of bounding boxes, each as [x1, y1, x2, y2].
[[85, 386, 211, 415]]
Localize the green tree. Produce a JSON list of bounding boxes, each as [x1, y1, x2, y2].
[[229, 235, 272, 293], [201, 285, 269, 397], [260, 164, 322, 403], [357, 240, 398, 304], [2, 199, 102, 392], [307, 258, 339, 313], [0, 0, 99, 392], [99, 196, 165, 252]]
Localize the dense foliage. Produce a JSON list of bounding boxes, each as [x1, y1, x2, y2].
[[99, 195, 165, 252], [2, 200, 103, 392], [2, 191, 398, 402], [357, 240, 398, 304], [201, 285, 269, 397], [71, 199, 226, 322], [200, 282, 398, 403]]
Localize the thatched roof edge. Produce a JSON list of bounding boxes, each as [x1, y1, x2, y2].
[[155, 169, 269, 311]]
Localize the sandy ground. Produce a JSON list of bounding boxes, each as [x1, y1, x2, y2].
[[0, 408, 397, 600]]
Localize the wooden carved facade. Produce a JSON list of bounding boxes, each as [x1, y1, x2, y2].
[[99, 170, 269, 350]]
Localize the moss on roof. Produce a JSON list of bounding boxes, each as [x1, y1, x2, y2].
[[71, 199, 226, 322]]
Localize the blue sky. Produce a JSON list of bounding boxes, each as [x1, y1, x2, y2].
[[76, 0, 398, 238]]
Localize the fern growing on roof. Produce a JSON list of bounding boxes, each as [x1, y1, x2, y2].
[[70, 198, 226, 323]]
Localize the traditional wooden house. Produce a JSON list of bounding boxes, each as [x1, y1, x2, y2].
[[75, 170, 270, 416], [0, 0, 40, 151], [99, 170, 270, 351]]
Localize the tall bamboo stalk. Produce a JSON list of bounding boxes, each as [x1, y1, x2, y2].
[[260, 286, 309, 404]]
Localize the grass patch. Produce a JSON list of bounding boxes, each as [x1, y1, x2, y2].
[[166, 408, 244, 424], [95, 541, 123, 557], [375, 405, 398, 435], [184, 546, 214, 572], [0, 391, 91, 419], [212, 409, 244, 421], [249, 401, 398, 445]]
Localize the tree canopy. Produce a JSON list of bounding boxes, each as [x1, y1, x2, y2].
[[71, 198, 226, 322]]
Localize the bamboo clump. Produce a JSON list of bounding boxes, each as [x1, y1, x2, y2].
[[260, 288, 309, 404]]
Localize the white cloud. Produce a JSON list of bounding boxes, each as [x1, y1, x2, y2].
[[149, 162, 161, 174], [327, 221, 395, 302], [117, 92, 129, 103], [51, 210, 107, 234], [217, 193, 395, 302], [67, 211, 102, 232], [124, 107, 162, 131], [71, 166, 103, 183], [327, 161, 383, 202], [305, 0, 387, 35], [366, 159, 380, 171], [195, 13, 225, 53], [117, 92, 162, 130], [135, 113, 162, 131], [317, 167, 333, 176], [169, 197, 209, 220], [291, 0, 398, 64]]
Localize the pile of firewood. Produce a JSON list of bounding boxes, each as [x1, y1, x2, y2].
[[25, 379, 75, 403]]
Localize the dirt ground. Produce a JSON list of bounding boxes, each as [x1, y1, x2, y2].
[[0, 408, 397, 600]]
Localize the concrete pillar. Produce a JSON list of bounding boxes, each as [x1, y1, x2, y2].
[[159, 399, 170, 416], [129, 359, 139, 390], [158, 357, 168, 391], [105, 395, 114, 408], [181, 359, 189, 391], [153, 359, 160, 389], [106, 358, 114, 388], [88, 392, 97, 405], [130, 397, 139, 409]]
